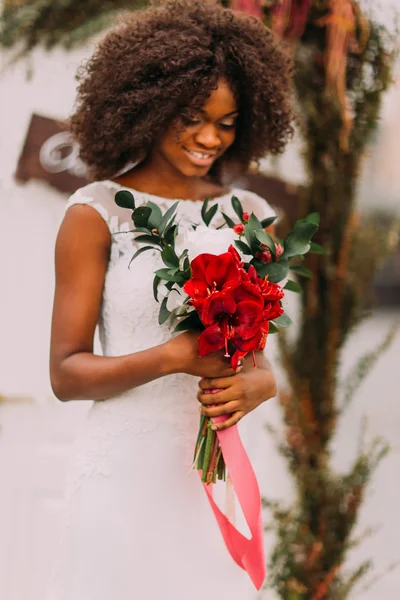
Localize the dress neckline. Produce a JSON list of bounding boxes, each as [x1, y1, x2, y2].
[[102, 180, 235, 204]]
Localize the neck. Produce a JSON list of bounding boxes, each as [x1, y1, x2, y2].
[[115, 153, 215, 201]]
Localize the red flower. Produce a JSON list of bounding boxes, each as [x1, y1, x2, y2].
[[183, 251, 241, 311], [256, 242, 284, 264], [184, 249, 286, 369], [242, 212, 250, 222], [263, 301, 284, 321], [233, 223, 245, 234]]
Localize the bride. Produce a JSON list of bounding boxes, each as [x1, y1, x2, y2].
[[48, 1, 294, 598]]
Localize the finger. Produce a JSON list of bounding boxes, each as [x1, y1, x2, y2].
[[196, 388, 233, 405], [201, 401, 240, 418], [199, 374, 241, 392], [212, 411, 245, 431]]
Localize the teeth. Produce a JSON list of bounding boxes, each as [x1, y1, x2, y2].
[[188, 150, 213, 159]]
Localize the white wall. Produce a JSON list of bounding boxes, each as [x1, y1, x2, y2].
[[0, 11, 399, 599]]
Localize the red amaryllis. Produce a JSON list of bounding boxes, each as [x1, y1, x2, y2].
[[183, 251, 241, 311], [185, 250, 285, 368]]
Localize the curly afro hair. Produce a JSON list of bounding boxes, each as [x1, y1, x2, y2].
[[71, 0, 294, 180]]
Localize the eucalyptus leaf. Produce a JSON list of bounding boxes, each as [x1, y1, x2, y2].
[[115, 190, 135, 210], [158, 297, 170, 325], [261, 216, 277, 229], [268, 322, 279, 334], [235, 240, 252, 255], [231, 195, 244, 220], [132, 206, 152, 228], [258, 259, 289, 283], [255, 230, 276, 259], [155, 268, 177, 282], [159, 201, 179, 234], [274, 313, 293, 328], [303, 212, 320, 225], [164, 224, 177, 246], [203, 203, 218, 226], [283, 222, 318, 258], [146, 201, 163, 229], [284, 279, 302, 293], [248, 212, 264, 231], [133, 234, 160, 245], [128, 245, 154, 269], [310, 242, 329, 255], [173, 311, 203, 333], [153, 275, 161, 302], [290, 265, 313, 278], [161, 245, 179, 268], [222, 212, 235, 228], [201, 196, 210, 224]]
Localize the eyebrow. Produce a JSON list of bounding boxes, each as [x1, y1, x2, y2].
[[199, 109, 239, 118]]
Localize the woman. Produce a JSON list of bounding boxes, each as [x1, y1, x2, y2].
[[48, 1, 293, 598]]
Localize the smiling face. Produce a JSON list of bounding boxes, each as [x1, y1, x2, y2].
[[152, 79, 239, 177]]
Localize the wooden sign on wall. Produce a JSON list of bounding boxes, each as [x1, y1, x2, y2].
[[15, 113, 89, 195]]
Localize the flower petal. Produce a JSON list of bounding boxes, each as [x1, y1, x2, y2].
[[264, 301, 284, 321], [190, 253, 215, 280], [232, 329, 263, 352], [231, 281, 264, 307], [231, 300, 263, 339], [198, 323, 225, 357], [201, 292, 237, 326], [205, 253, 240, 288], [183, 278, 209, 299]]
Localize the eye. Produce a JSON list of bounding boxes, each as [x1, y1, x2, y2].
[[219, 121, 237, 131]]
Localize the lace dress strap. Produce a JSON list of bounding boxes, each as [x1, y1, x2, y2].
[[65, 181, 133, 232]]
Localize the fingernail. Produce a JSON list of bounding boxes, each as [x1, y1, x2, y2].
[[211, 425, 217, 431]]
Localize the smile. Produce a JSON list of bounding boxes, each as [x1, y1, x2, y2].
[[182, 147, 219, 166]]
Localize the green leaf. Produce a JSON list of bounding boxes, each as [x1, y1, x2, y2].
[[146, 201, 163, 229], [154, 268, 177, 282], [258, 259, 289, 283], [128, 245, 154, 269], [303, 212, 320, 225], [255, 230, 276, 259], [222, 212, 235, 228], [173, 311, 203, 333], [132, 206, 152, 228], [159, 201, 179, 234], [133, 234, 160, 245], [310, 242, 329, 255], [164, 224, 177, 246], [115, 190, 135, 210], [268, 322, 279, 334], [161, 245, 179, 268], [203, 203, 218, 226], [153, 275, 161, 302], [248, 212, 263, 231], [284, 279, 302, 293], [261, 216, 277, 229], [231, 195, 244, 220], [201, 196, 210, 224], [290, 265, 313, 278], [283, 222, 318, 258], [158, 297, 170, 325], [274, 313, 293, 328], [235, 240, 252, 255]]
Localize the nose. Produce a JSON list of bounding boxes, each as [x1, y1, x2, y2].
[[194, 123, 221, 149]]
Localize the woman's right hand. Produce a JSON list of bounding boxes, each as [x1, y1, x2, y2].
[[164, 330, 236, 379]]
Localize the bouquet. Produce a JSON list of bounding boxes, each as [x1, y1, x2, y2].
[[114, 190, 320, 588]]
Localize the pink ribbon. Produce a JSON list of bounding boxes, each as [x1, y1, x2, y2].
[[199, 414, 266, 590]]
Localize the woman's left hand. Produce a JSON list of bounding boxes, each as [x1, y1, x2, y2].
[[197, 355, 277, 431]]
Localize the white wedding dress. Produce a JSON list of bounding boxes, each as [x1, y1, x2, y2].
[[47, 180, 275, 600]]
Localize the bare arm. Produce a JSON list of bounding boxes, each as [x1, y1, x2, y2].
[[50, 205, 235, 402]]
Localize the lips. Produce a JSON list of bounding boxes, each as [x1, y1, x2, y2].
[[182, 147, 220, 167]]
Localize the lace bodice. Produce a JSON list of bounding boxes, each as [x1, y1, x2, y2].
[[64, 180, 276, 465]]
